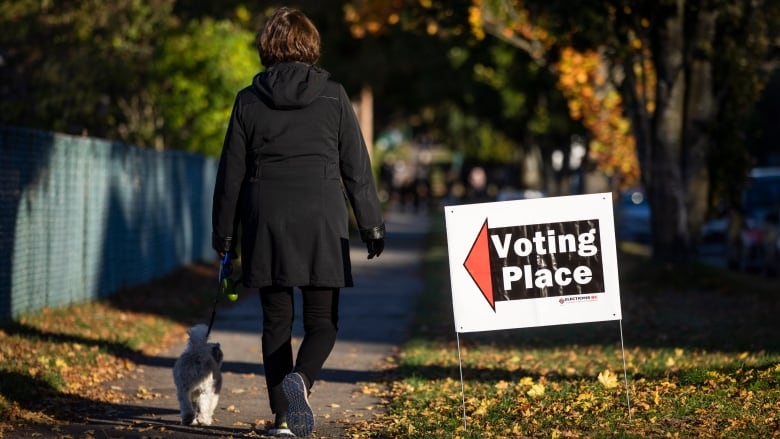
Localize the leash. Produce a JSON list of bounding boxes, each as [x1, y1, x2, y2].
[[206, 252, 233, 338]]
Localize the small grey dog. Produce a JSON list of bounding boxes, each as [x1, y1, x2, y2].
[[173, 324, 223, 425]]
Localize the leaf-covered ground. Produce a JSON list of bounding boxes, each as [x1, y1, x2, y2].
[[0, 263, 217, 434], [346, 220, 780, 438]]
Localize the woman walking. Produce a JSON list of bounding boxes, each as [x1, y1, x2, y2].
[[211, 7, 385, 437]]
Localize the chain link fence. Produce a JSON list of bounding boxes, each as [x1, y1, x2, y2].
[[0, 126, 218, 323]]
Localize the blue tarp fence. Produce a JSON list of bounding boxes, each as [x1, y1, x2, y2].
[[0, 126, 218, 323]]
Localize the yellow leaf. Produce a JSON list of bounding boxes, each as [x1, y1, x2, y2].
[[527, 383, 545, 398], [598, 370, 619, 389]]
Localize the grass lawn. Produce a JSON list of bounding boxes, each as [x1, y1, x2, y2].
[[347, 214, 780, 438]]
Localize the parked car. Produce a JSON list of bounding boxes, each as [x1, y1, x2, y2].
[[615, 188, 652, 244], [726, 167, 780, 275]]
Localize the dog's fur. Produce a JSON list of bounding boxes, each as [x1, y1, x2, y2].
[[172, 324, 223, 425]]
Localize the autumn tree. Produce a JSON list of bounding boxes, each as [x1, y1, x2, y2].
[[339, 0, 583, 190], [473, 0, 780, 261]]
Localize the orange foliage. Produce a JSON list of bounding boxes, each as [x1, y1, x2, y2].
[[556, 47, 641, 186], [346, 0, 646, 186], [344, 0, 417, 38], [472, 0, 643, 187]]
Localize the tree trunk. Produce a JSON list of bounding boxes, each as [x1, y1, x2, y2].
[[649, 0, 690, 262], [353, 84, 374, 162], [683, 2, 718, 250]]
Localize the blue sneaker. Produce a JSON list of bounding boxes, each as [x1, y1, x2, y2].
[[282, 373, 314, 437]]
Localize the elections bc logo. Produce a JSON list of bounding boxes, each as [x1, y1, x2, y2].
[[463, 219, 606, 311], [558, 295, 600, 305]]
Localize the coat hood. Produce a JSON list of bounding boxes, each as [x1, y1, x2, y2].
[[253, 62, 330, 109]]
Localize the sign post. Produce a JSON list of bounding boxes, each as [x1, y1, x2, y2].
[[444, 193, 630, 429]]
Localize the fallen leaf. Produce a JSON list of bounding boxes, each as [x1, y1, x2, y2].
[[527, 383, 545, 398], [598, 370, 618, 389]]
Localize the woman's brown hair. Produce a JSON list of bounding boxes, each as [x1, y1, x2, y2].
[[257, 7, 320, 67]]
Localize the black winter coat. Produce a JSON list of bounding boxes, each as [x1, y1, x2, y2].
[[212, 62, 384, 288]]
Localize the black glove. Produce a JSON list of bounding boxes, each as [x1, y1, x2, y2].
[[366, 238, 384, 259], [212, 234, 236, 254]]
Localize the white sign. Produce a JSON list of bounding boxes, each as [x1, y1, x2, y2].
[[444, 193, 622, 333]]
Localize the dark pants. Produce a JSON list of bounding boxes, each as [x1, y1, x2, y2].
[[260, 285, 340, 414]]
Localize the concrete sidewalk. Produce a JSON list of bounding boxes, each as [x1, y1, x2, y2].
[[21, 209, 429, 438]]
